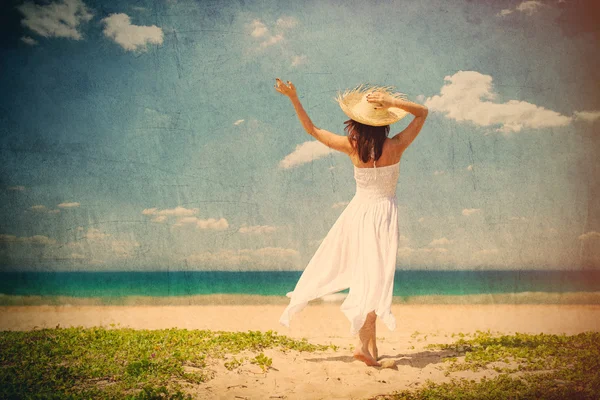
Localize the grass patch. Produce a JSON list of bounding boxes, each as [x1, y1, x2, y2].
[[3, 326, 598, 399], [0, 325, 337, 399], [376, 330, 600, 400]]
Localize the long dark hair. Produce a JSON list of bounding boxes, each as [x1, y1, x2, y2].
[[344, 119, 390, 163]]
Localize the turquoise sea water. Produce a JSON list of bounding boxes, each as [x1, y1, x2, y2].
[[1, 270, 599, 305]]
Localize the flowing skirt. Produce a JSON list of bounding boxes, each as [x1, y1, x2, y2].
[[279, 194, 398, 336]]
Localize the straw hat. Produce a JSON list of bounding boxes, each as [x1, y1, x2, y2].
[[335, 84, 410, 126]]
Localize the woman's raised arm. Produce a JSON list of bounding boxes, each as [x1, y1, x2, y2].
[[275, 78, 354, 155], [274, 78, 316, 136], [367, 92, 428, 153]]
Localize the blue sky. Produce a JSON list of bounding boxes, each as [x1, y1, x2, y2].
[[0, 0, 598, 271]]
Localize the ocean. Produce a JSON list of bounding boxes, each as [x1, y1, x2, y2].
[[1, 270, 599, 306]]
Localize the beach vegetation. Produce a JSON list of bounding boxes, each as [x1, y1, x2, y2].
[[2, 326, 598, 399], [223, 356, 245, 371], [378, 330, 600, 400], [0, 326, 336, 399], [250, 352, 273, 372]]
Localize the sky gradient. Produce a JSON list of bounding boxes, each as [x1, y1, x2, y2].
[[1, 0, 599, 271]]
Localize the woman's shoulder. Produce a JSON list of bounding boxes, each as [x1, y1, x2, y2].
[[383, 138, 404, 159]]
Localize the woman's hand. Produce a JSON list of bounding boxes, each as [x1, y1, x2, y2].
[[366, 91, 394, 109], [274, 78, 297, 99]]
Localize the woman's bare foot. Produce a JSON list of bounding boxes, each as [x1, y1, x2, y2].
[[367, 311, 378, 360], [354, 311, 381, 367], [368, 338, 379, 361], [353, 345, 381, 367]]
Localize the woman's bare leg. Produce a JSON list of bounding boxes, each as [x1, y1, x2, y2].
[[353, 311, 381, 367], [367, 311, 378, 360]]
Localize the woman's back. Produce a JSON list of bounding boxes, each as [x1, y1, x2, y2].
[[349, 138, 403, 169]]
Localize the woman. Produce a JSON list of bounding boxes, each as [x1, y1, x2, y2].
[[275, 78, 428, 367]]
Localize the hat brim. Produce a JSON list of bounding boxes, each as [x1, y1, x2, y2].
[[336, 85, 410, 126], [339, 102, 409, 126]]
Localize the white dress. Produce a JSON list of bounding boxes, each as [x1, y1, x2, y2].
[[279, 157, 400, 336]]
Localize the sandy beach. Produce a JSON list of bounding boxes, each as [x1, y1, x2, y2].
[[1, 303, 599, 399]]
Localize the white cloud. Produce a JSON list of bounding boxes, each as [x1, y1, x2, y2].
[[21, 36, 38, 45], [399, 235, 410, 248], [27, 204, 61, 215], [516, 1, 544, 15], [142, 206, 198, 217], [31, 235, 55, 245], [397, 246, 449, 261], [60, 229, 142, 263], [0, 234, 57, 245], [81, 227, 111, 240], [2, 228, 144, 267], [276, 16, 298, 29], [250, 19, 268, 37], [416, 94, 425, 102], [419, 247, 449, 253], [151, 215, 168, 223], [470, 248, 501, 266], [467, 164, 473, 171], [259, 34, 283, 49], [17, 0, 93, 40], [246, 16, 297, 51], [183, 246, 300, 270], [397, 246, 414, 258], [462, 208, 481, 216], [198, 218, 228, 230], [238, 224, 277, 234], [472, 248, 500, 259], [291, 54, 307, 67], [425, 71, 572, 133], [143, 207, 227, 229], [429, 237, 453, 247], [397, 241, 503, 268], [497, 1, 543, 17], [279, 140, 335, 169], [476, 248, 499, 255], [397, 240, 464, 269], [57, 202, 80, 208], [579, 231, 600, 241], [111, 239, 141, 259], [172, 216, 229, 230], [433, 170, 446, 176], [309, 238, 324, 246], [574, 110, 600, 123], [101, 13, 163, 52], [332, 201, 350, 209], [234, 119, 245, 126], [176, 217, 199, 224]]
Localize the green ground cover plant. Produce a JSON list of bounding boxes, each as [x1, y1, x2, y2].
[[1, 326, 598, 399], [0, 325, 335, 399], [374, 330, 600, 400]]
